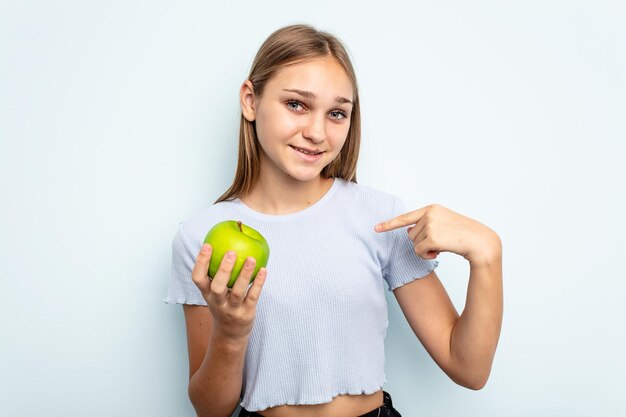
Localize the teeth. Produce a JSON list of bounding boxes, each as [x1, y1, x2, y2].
[[295, 147, 320, 155]]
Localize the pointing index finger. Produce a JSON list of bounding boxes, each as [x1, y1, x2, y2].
[[375, 206, 429, 232]]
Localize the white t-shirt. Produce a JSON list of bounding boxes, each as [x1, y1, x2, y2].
[[164, 177, 438, 412]]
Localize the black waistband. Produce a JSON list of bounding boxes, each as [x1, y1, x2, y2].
[[359, 390, 396, 417], [238, 390, 400, 417]]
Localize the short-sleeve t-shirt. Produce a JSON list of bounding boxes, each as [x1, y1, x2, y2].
[[164, 178, 438, 412]]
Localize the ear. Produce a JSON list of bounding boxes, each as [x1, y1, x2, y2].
[[240, 80, 256, 122]]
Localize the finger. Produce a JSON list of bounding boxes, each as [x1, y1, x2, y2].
[[412, 223, 431, 258], [191, 244, 213, 293], [412, 221, 441, 259], [414, 237, 441, 260], [375, 206, 430, 233], [209, 250, 237, 302], [408, 217, 426, 241], [243, 267, 267, 309], [228, 256, 256, 306]]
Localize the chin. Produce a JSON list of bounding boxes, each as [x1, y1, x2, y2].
[[286, 167, 326, 182], [288, 173, 323, 183]]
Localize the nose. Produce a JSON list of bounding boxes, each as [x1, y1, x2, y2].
[[302, 113, 326, 144]]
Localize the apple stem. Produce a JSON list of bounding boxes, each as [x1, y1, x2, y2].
[[237, 221, 243, 233]]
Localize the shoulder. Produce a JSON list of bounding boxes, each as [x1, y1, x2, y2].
[[174, 200, 240, 246], [334, 178, 399, 216]]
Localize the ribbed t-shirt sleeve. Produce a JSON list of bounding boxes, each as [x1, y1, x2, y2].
[[164, 222, 207, 305], [382, 196, 439, 292]]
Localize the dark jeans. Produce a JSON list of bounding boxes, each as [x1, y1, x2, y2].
[[237, 390, 402, 417]]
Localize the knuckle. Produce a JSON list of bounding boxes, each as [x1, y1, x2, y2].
[[199, 244, 210, 255], [225, 311, 247, 326], [229, 291, 244, 302], [244, 258, 256, 271], [210, 285, 226, 297], [191, 273, 206, 287]]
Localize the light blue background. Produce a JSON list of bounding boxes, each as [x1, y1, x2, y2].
[[2, 1, 625, 416]]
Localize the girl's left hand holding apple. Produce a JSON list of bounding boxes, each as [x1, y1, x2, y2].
[[375, 203, 501, 265]]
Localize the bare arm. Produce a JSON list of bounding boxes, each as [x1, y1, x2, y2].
[[378, 204, 503, 389], [449, 248, 503, 389], [184, 245, 267, 417], [184, 306, 245, 417], [393, 238, 502, 390]]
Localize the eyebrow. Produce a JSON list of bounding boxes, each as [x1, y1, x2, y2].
[[282, 89, 353, 105]]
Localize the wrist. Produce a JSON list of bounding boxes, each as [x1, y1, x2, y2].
[[210, 326, 250, 351], [466, 232, 502, 267]]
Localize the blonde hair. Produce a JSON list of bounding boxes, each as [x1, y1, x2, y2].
[[215, 24, 361, 203]]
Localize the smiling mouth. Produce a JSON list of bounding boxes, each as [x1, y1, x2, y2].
[[290, 145, 324, 156]]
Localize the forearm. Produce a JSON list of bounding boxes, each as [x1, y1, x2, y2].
[[189, 330, 249, 417], [449, 245, 503, 389]]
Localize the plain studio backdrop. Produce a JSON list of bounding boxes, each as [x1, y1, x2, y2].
[[1, 1, 625, 416]]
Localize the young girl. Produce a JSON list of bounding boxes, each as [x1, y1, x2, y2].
[[165, 24, 503, 417]]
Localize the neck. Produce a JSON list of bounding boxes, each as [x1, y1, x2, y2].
[[241, 172, 335, 216]]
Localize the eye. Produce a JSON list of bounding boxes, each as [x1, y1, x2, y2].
[[329, 110, 348, 120], [286, 100, 305, 112]]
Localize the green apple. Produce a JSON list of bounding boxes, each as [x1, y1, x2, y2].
[[203, 220, 270, 288]]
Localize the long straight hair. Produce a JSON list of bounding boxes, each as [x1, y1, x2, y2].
[[215, 24, 361, 204]]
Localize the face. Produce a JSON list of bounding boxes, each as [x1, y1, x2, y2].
[[242, 56, 354, 184]]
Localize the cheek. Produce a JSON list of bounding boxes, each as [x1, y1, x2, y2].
[[256, 108, 301, 141], [328, 123, 351, 147]]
